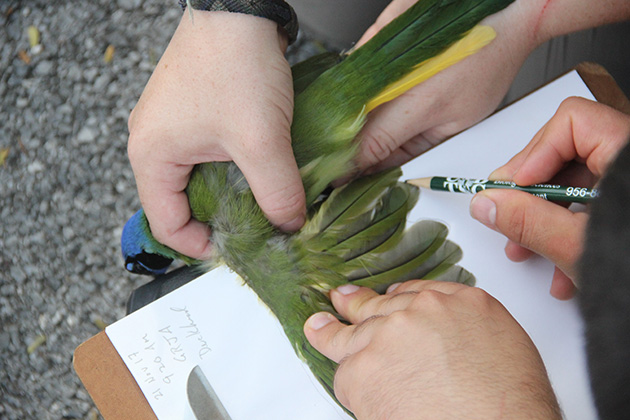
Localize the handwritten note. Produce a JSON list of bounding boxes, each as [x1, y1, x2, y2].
[[107, 71, 597, 420], [107, 266, 351, 420]]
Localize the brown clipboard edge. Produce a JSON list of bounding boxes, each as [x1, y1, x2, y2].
[[73, 331, 157, 420], [72, 62, 629, 420], [574, 62, 630, 115]]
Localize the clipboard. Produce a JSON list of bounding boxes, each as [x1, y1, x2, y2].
[[73, 63, 629, 420]]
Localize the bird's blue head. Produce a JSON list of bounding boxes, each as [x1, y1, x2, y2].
[[121, 210, 174, 276]]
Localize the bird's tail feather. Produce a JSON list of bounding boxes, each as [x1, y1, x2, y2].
[[366, 25, 496, 111], [319, 0, 514, 109]]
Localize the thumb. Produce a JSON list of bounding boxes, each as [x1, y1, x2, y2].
[[469, 189, 587, 278], [303, 312, 353, 363], [233, 131, 306, 232]]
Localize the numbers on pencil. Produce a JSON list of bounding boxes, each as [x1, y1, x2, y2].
[[565, 187, 596, 198]]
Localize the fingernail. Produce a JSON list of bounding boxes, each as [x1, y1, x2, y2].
[[488, 169, 500, 180], [488, 168, 514, 181], [386, 283, 401, 293], [278, 213, 306, 232], [336, 284, 360, 295], [470, 194, 497, 229], [307, 313, 335, 330]]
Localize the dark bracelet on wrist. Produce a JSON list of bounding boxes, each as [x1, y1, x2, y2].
[[178, 0, 299, 44]]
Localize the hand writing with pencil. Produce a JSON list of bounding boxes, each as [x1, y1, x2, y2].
[[470, 97, 630, 299]]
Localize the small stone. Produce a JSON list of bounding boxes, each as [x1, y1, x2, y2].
[[62, 226, 74, 240], [66, 64, 82, 81], [92, 271, 109, 286], [30, 44, 43, 55], [76, 126, 97, 143], [0, 332, 10, 351], [84, 38, 96, 50], [83, 67, 98, 83], [16, 97, 28, 108], [93, 73, 111, 91], [117, 0, 142, 11], [34, 60, 54, 76], [27, 160, 45, 173]]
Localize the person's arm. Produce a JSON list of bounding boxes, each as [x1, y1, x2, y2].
[[470, 97, 630, 299], [127, 10, 305, 259], [352, 0, 630, 175], [304, 281, 561, 420]]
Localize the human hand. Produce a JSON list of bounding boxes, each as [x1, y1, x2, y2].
[[349, 0, 540, 175], [304, 281, 560, 420], [470, 97, 630, 299], [127, 11, 304, 259]]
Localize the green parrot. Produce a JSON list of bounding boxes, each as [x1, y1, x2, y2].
[[122, 0, 515, 413]]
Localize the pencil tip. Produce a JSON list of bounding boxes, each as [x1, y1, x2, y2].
[[406, 177, 432, 189]]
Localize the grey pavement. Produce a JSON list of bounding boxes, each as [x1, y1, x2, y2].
[[0, 1, 325, 418]]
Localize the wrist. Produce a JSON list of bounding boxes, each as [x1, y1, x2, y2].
[[179, 0, 298, 44], [519, 0, 630, 46], [177, 9, 289, 54]]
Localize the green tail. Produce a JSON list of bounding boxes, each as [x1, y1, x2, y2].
[[291, 0, 515, 205]]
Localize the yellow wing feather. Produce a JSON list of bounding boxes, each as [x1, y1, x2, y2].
[[365, 25, 496, 112]]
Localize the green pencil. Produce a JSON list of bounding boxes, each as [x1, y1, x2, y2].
[[407, 176, 599, 203]]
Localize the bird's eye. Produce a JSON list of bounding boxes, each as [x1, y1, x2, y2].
[[125, 252, 173, 275]]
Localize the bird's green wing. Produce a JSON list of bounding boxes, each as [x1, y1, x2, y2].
[[298, 168, 474, 294]]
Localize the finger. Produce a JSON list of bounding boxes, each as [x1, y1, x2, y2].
[[504, 239, 535, 262], [329, 285, 381, 324], [331, 285, 422, 325], [129, 142, 213, 259], [470, 189, 587, 277], [231, 129, 307, 232], [144, 198, 213, 259], [331, 281, 468, 324], [512, 97, 630, 185], [303, 312, 381, 363], [549, 267, 576, 301], [354, 93, 432, 172], [355, 68, 493, 173], [360, 133, 440, 176], [384, 279, 469, 295]]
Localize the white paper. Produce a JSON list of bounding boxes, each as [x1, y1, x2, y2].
[[401, 70, 596, 420], [107, 71, 596, 419], [106, 265, 351, 419]]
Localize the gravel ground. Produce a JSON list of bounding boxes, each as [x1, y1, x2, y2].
[[0, 1, 326, 418]]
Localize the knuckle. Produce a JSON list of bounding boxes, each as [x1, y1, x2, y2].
[[361, 128, 399, 165], [149, 222, 175, 246], [383, 310, 415, 331], [458, 286, 494, 307], [411, 289, 444, 307], [502, 203, 537, 247], [558, 96, 585, 112], [351, 293, 387, 321], [353, 314, 384, 337], [389, 279, 423, 294], [257, 183, 305, 221]]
